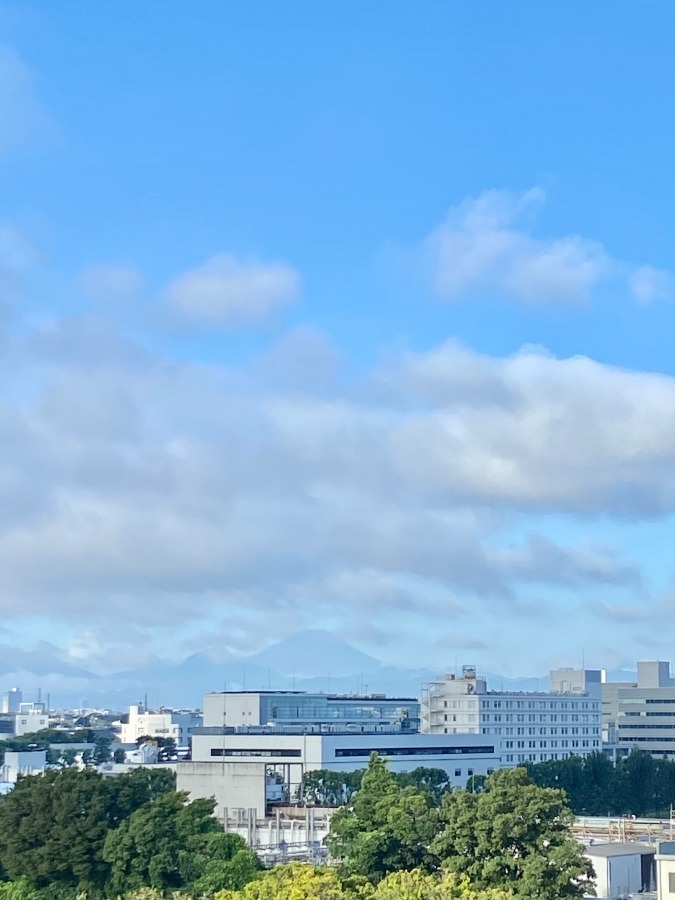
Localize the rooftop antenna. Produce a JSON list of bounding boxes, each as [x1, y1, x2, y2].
[[144, 692, 148, 713], [37, 687, 42, 705]]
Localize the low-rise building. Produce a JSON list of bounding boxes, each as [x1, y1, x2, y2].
[[180, 728, 500, 818], [117, 704, 202, 746], [585, 842, 655, 899]]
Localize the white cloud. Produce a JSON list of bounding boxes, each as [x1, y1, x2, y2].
[[164, 253, 300, 328], [0, 46, 47, 157], [78, 264, 142, 305], [424, 188, 609, 305], [629, 265, 672, 305]]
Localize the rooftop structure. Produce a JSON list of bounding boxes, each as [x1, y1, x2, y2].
[[202, 690, 420, 733]]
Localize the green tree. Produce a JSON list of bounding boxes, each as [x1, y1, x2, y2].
[[327, 754, 439, 883], [0, 766, 176, 894], [433, 768, 593, 900], [396, 768, 451, 805], [371, 869, 514, 900], [300, 770, 360, 807], [214, 863, 345, 900], [102, 791, 260, 895], [0, 768, 111, 891]]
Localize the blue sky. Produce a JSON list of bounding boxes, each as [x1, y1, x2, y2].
[[2, 2, 675, 685]]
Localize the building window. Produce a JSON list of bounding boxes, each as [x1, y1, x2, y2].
[[669, 872, 675, 893], [455, 769, 461, 777]]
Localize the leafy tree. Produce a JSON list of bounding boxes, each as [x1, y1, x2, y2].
[[300, 770, 362, 807], [371, 869, 514, 899], [433, 767, 593, 900], [0, 766, 176, 894], [0, 768, 112, 891], [327, 754, 439, 883], [103, 791, 260, 895], [113, 748, 127, 763], [214, 863, 344, 900], [396, 768, 451, 805]]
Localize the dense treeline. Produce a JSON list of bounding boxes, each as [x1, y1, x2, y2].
[[0, 767, 260, 899], [526, 748, 675, 817], [0, 729, 113, 767], [305, 749, 675, 818], [0, 755, 592, 900]]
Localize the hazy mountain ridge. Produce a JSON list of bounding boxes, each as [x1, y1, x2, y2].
[[0, 630, 638, 711]]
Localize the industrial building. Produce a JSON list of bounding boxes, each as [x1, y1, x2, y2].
[[421, 665, 602, 764]]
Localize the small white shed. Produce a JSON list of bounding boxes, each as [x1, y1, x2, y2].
[[585, 842, 655, 899]]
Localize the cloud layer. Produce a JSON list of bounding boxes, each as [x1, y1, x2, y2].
[[0, 308, 670, 668], [164, 253, 301, 328], [422, 189, 670, 306]]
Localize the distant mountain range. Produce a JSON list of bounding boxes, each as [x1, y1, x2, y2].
[[0, 630, 638, 712]]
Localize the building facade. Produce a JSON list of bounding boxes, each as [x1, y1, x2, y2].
[[421, 665, 602, 764], [117, 704, 202, 746], [180, 729, 500, 818], [202, 691, 420, 733], [604, 661, 675, 759]]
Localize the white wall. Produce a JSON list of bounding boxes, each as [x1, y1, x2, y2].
[[177, 761, 267, 818]]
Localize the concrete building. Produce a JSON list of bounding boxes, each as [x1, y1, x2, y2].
[[585, 843, 655, 899], [202, 691, 420, 733], [180, 729, 500, 818], [1, 688, 22, 714], [0, 749, 47, 787], [421, 665, 602, 764], [14, 702, 49, 736], [603, 661, 675, 759], [117, 704, 202, 746]]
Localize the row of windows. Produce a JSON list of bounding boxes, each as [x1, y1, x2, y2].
[[481, 700, 594, 711], [211, 748, 302, 758], [334, 745, 495, 758], [503, 739, 598, 749], [620, 724, 675, 730], [481, 726, 599, 736], [504, 751, 587, 763], [482, 713, 597, 723]]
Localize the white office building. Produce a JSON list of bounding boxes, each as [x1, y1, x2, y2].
[[202, 691, 420, 733], [421, 665, 602, 765], [117, 704, 202, 746], [14, 702, 49, 737], [180, 729, 500, 819], [604, 660, 675, 759]]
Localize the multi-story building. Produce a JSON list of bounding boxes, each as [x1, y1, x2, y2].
[[202, 691, 420, 733], [117, 704, 202, 747], [1, 688, 22, 714], [605, 660, 675, 759], [177, 688, 497, 818], [421, 665, 602, 765]]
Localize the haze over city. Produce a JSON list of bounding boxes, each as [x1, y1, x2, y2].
[[2, 2, 675, 689]]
